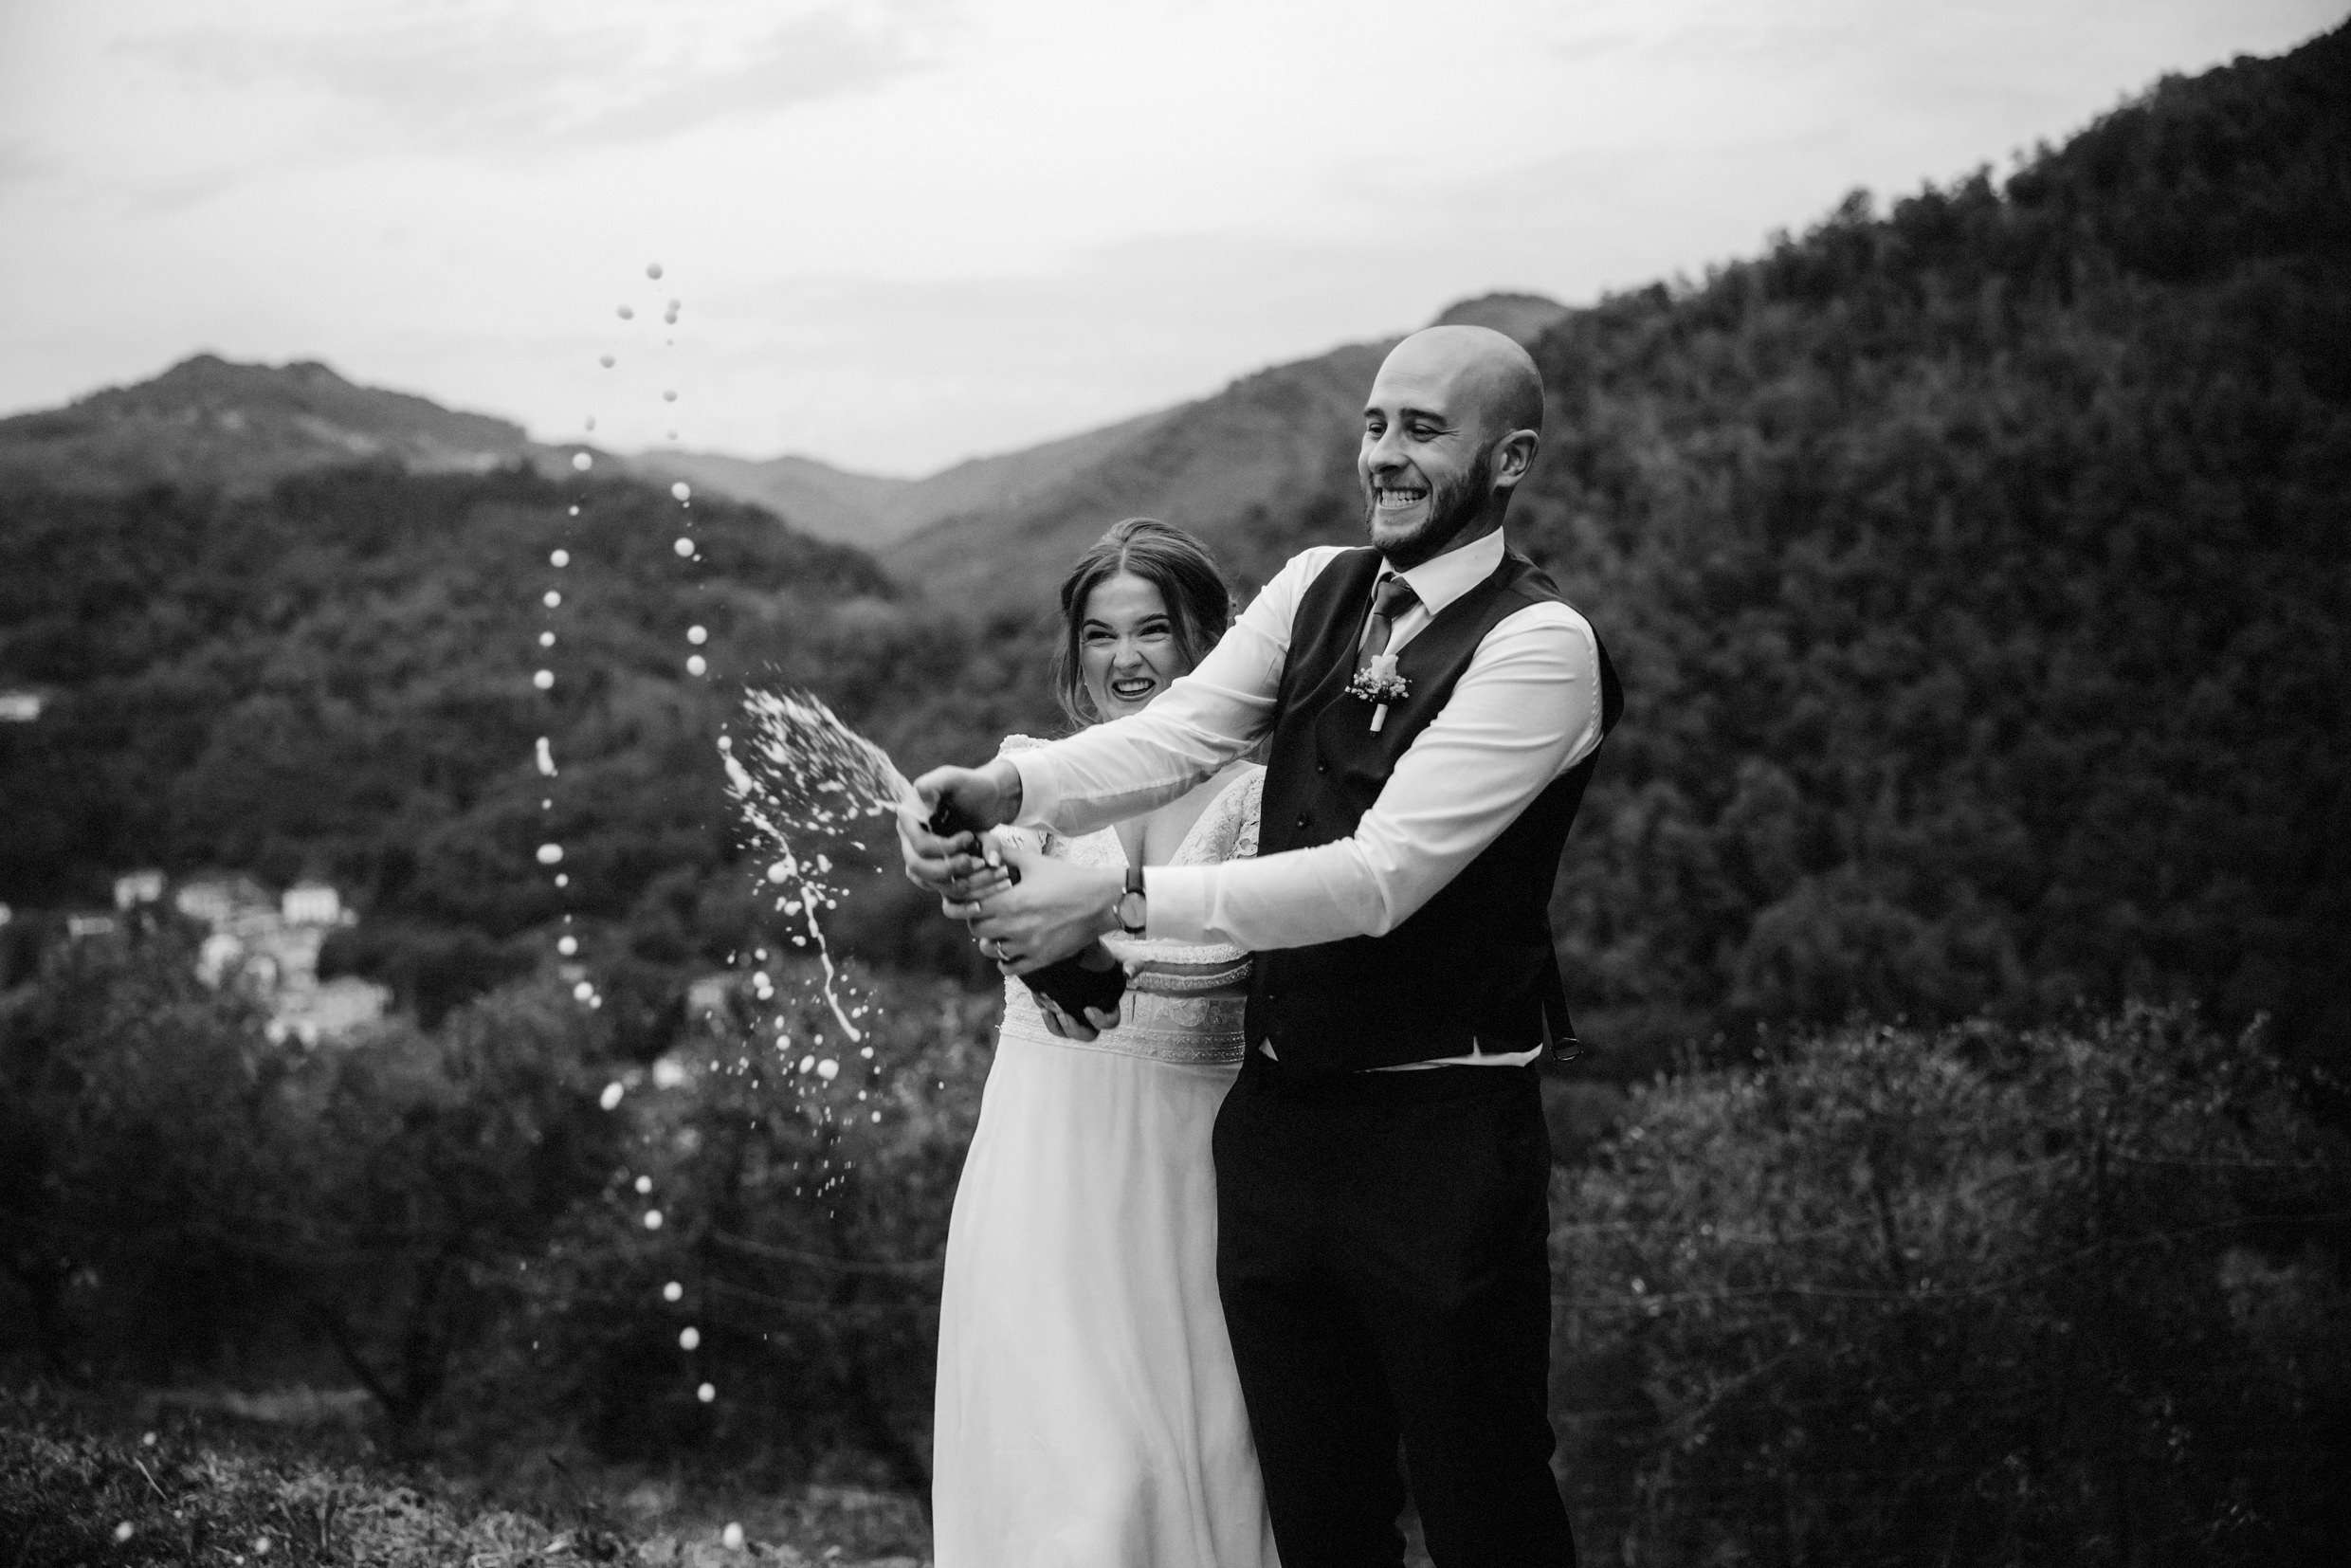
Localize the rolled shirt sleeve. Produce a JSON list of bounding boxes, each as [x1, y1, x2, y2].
[[1150, 602, 1600, 949]]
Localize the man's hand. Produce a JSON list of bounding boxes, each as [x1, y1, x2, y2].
[[951, 837, 1121, 975], [897, 759, 1022, 897]]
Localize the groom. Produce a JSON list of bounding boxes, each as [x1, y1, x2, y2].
[[900, 322, 1620, 1567]]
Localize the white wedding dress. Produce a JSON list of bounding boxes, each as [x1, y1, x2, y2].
[[933, 740, 1279, 1568]]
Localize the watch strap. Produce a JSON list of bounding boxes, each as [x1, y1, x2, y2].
[[1120, 866, 1147, 936]]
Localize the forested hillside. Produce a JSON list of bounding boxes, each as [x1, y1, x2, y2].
[[1, 29, 2345, 1075], [0, 465, 1023, 1029], [1505, 26, 2351, 1069], [882, 29, 2351, 1072]]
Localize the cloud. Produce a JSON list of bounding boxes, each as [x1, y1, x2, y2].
[[0, 137, 58, 189], [122, 0, 929, 156]]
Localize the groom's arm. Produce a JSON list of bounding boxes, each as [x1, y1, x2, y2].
[[959, 598, 1605, 969], [1002, 547, 1340, 836], [1144, 602, 1603, 950]]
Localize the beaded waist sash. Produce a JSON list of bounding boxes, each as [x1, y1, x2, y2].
[[998, 966, 1248, 1067]]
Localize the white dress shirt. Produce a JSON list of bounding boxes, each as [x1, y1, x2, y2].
[[1011, 527, 1605, 1067]]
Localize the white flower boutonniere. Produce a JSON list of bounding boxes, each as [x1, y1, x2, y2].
[[1344, 653, 1410, 732]]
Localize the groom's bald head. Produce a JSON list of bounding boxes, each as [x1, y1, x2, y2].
[[1378, 325, 1544, 444], [1358, 325, 1546, 567]]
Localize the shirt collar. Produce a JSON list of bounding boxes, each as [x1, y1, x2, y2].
[[1386, 526, 1506, 619]]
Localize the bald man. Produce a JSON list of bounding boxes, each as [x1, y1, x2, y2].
[[904, 324, 1620, 1567]]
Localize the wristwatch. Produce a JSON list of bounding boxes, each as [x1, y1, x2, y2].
[[1116, 866, 1148, 937]]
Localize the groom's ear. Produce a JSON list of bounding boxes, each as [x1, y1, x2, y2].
[[1490, 426, 1540, 493]]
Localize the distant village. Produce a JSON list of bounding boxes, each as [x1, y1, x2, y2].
[[18, 867, 392, 1047]]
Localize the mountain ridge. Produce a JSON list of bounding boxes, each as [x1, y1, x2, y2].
[[877, 290, 1574, 604], [0, 290, 1570, 569]]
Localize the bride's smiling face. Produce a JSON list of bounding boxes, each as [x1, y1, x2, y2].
[[1080, 572, 1191, 721]]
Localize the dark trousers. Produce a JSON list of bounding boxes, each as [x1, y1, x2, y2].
[[1213, 1054, 1576, 1568]]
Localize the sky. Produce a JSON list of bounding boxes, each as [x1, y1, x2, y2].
[[0, 0, 2341, 476]]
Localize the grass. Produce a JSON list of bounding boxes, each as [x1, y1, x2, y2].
[[0, 1384, 929, 1568]]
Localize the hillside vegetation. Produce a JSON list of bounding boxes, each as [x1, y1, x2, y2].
[[921, 30, 2351, 1074], [0, 464, 1011, 1026], [2, 34, 2346, 1074], [1503, 27, 2351, 1068]]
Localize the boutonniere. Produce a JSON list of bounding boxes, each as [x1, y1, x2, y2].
[[1344, 654, 1410, 732]]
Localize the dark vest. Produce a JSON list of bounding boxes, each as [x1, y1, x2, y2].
[[1245, 546, 1622, 1075]]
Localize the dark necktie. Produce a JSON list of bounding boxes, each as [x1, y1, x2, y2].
[[1358, 574, 1421, 671]]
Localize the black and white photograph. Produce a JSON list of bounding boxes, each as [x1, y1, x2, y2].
[[2, 1, 2346, 1563]]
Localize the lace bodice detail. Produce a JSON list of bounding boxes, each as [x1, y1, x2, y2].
[[993, 735, 1263, 1066]]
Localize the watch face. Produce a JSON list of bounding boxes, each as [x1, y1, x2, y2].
[[1119, 891, 1147, 933]]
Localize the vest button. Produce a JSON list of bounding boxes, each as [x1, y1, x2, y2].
[[1316, 761, 1328, 774], [1294, 813, 1308, 830]]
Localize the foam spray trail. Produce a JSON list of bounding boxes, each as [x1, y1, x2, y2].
[[722, 689, 918, 1045]]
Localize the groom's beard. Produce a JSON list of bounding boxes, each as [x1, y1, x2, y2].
[[1364, 447, 1492, 571]]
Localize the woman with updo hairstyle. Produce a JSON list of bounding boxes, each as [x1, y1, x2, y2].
[[930, 518, 1277, 1568]]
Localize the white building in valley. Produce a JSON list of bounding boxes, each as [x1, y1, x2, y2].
[[175, 872, 385, 1046]]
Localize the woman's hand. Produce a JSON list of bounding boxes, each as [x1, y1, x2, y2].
[[1033, 981, 1121, 1043]]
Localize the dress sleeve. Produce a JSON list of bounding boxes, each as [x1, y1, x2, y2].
[[1232, 769, 1264, 860], [993, 735, 1060, 858]]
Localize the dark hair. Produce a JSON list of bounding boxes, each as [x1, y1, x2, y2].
[[1052, 518, 1232, 727]]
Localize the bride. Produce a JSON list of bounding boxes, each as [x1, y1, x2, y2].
[[930, 518, 1280, 1568]]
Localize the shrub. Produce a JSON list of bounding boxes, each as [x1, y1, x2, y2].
[[1552, 1006, 2351, 1564]]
